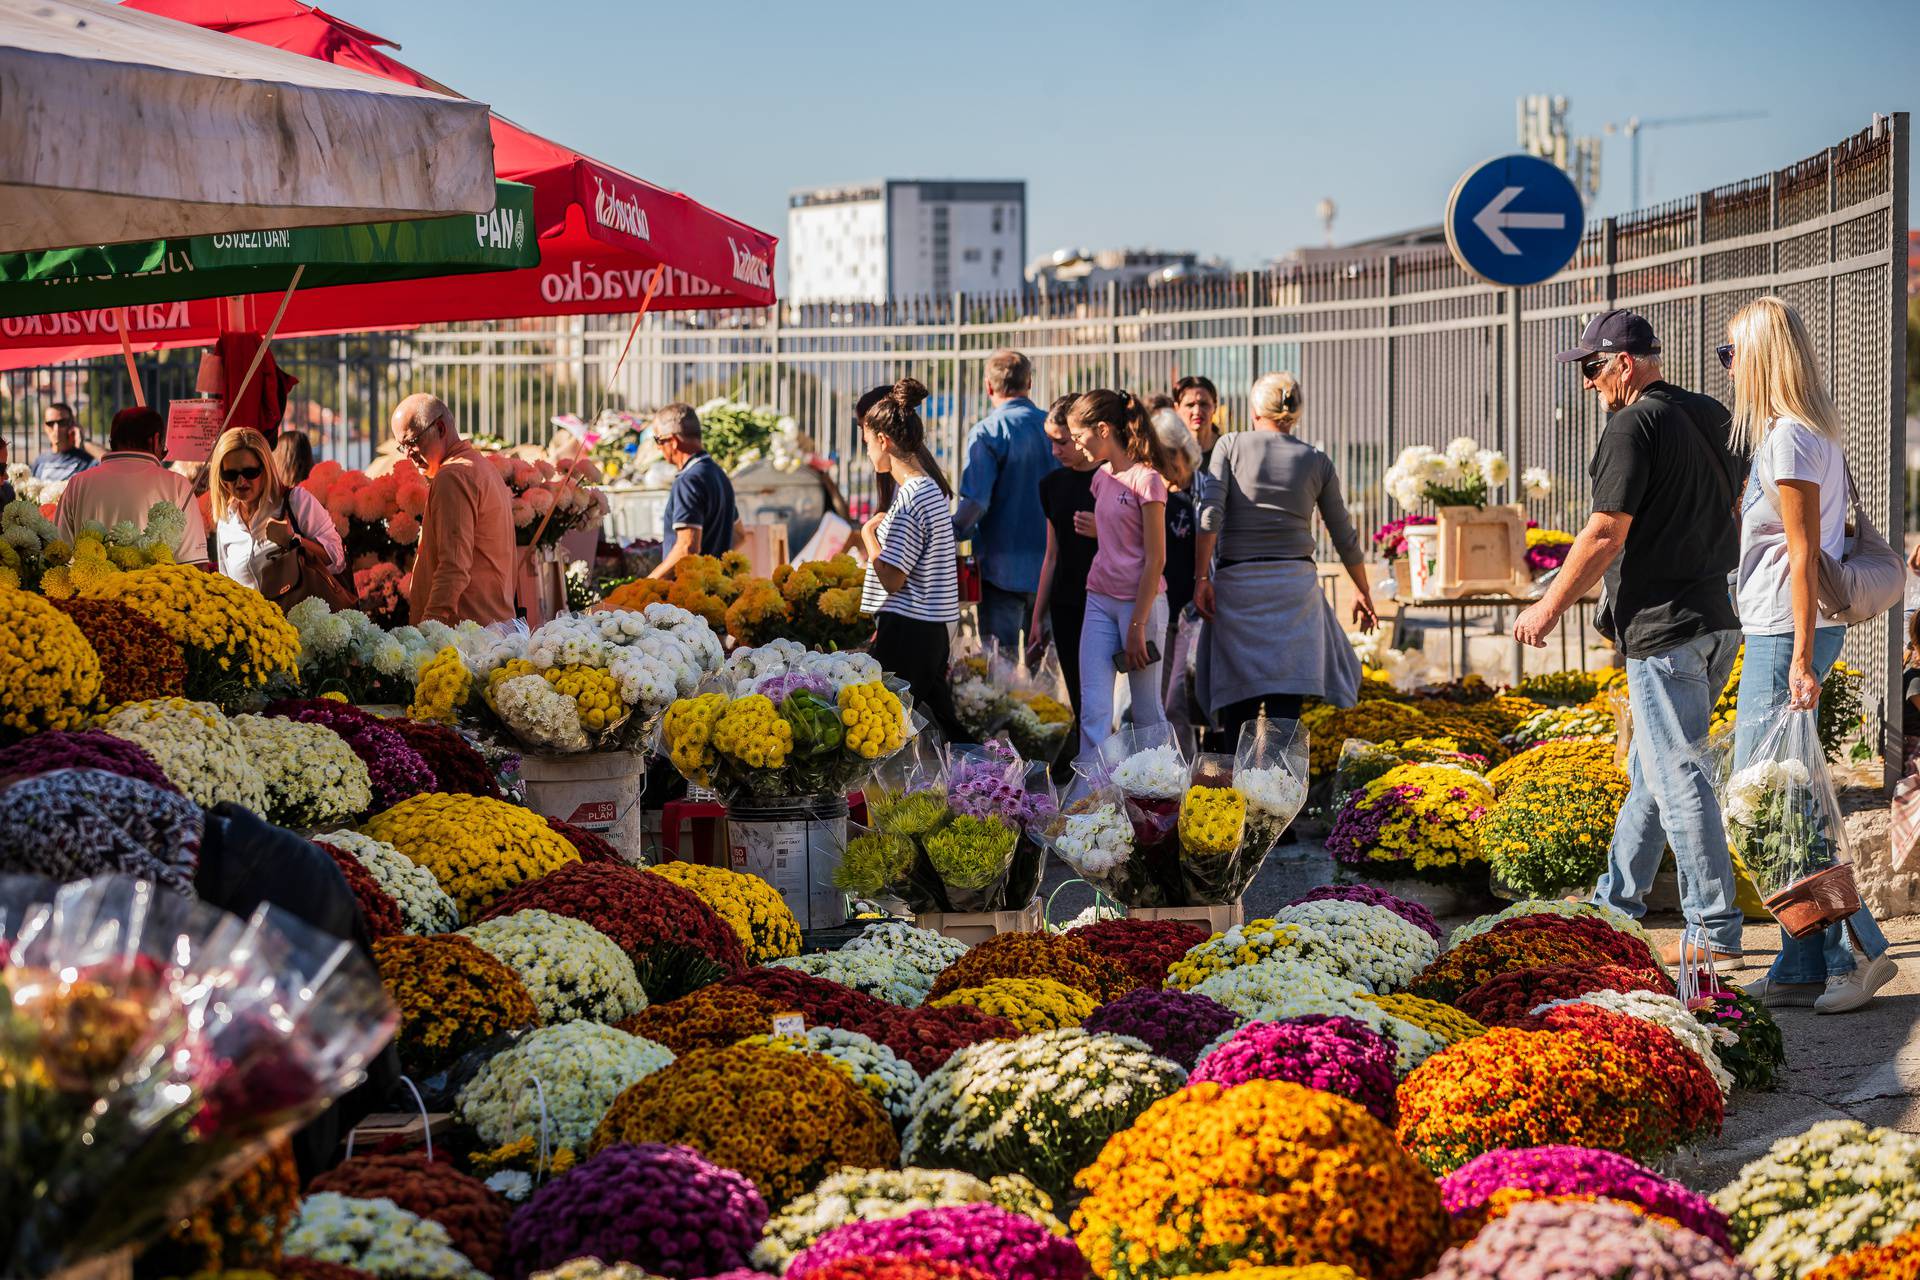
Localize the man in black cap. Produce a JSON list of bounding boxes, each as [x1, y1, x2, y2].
[[1513, 308, 1748, 967]]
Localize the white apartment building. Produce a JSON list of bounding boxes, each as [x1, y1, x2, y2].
[[786, 180, 1027, 304]]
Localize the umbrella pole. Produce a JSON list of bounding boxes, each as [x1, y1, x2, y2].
[[113, 308, 145, 407], [218, 265, 305, 434]]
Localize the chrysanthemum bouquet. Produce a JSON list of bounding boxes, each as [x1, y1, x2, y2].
[[1380, 436, 1512, 511], [1714, 1121, 1920, 1280], [660, 676, 915, 802], [752, 1167, 1063, 1274]]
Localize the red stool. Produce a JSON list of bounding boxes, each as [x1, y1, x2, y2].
[[659, 798, 728, 867]]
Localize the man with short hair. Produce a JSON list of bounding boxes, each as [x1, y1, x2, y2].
[[392, 393, 516, 626], [647, 403, 743, 580], [954, 348, 1057, 654], [31, 402, 93, 482], [54, 406, 209, 563], [1513, 309, 1747, 967]]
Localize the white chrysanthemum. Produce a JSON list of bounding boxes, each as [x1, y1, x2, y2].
[[96, 698, 269, 812], [284, 1193, 485, 1279], [232, 714, 373, 828], [1188, 957, 1442, 1073], [1445, 436, 1483, 465], [1269, 900, 1439, 993], [318, 830, 460, 933], [459, 909, 646, 1024], [1053, 804, 1131, 877], [456, 1022, 673, 1149], [1716, 1121, 1920, 1280], [840, 922, 965, 1002], [1521, 466, 1553, 498], [1111, 744, 1186, 799], [770, 949, 926, 1006], [492, 674, 590, 752], [745, 1026, 921, 1122], [1476, 448, 1511, 485]]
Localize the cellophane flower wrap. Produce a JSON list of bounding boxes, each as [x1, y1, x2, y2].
[[0, 727, 177, 794], [1081, 727, 1189, 901], [949, 650, 1011, 742], [94, 697, 269, 811], [1040, 785, 1139, 903], [1422, 1198, 1749, 1280], [317, 830, 460, 934], [0, 875, 397, 1278], [658, 673, 915, 803], [1072, 1079, 1445, 1279], [788, 1203, 1086, 1280], [648, 861, 802, 964], [740, 1025, 922, 1123], [948, 740, 1056, 910], [1325, 760, 1492, 885], [456, 1021, 675, 1152], [1713, 1121, 1920, 1280], [1413, 913, 1664, 1004], [1722, 707, 1852, 921], [752, 1167, 1064, 1274], [306, 1152, 510, 1275], [1080, 988, 1240, 1069], [362, 792, 580, 923], [503, 1141, 767, 1280], [231, 713, 374, 828], [282, 1192, 484, 1279], [1440, 1146, 1731, 1247], [459, 908, 647, 1025], [928, 930, 1139, 1004], [1222, 715, 1310, 889], [1190, 1014, 1397, 1124]]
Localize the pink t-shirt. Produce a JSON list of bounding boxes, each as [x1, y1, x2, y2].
[[1086, 462, 1168, 600]]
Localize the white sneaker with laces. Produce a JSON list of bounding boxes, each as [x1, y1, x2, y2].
[[1814, 953, 1899, 1015], [1742, 975, 1821, 1008]]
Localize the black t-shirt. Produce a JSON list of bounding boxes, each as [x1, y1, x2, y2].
[[1588, 382, 1744, 658], [1164, 488, 1197, 616], [1039, 466, 1098, 611], [1904, 667, 1920, 737]]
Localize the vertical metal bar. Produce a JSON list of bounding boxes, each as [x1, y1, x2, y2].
[[1885, 113, 1910, 788], [1696, 188, 1709, 386], [1107, 279, 1121, 388], [1827, 146, 1840, 389], [1381, 255, 1395, 467], [1504, 287, 1522, 498]]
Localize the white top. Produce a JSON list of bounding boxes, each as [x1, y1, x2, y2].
[[215, 485, 347, 590], [858, 475, 960, 624], [55, 450, 209, 564], [1736, 416, 1848, 636]]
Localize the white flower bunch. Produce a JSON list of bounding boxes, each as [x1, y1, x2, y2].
[[1187, 957, 1443, 1073], [901, 1029, 1186, 1192], [289, 596, 355, 667], [953, 673, 1006, 733], [751, 1167, 1064, 1272], [642, 601, 724, 671], [525, 615, 618, 669], [1533, 988, 1734, 1098], [724, 641, 881, 697], [492, 674, 591, 752], [96, 697, 269, 812], [317, 830, 460, 933], [1054, 804, 1132, 877], [1271, 900, 1439, 993], [1521, 466, 1553, 498], [1111, 743, 1187, 800], [232, 714, 373, 828], [459, 909, 647, 1025], [807, 650, 884, 693], [1446, 435, 1482, 465], [530, 1260, 655, 1279], [456, 1022, 674, 1149], [841, 922, 966, 1002], [6, 470, 64, 509], [1724, 757, 1812, 831], [745, 1026, 922, 1122], [1449, 899, 1654, 950], [1238, 764, 1307, 831], [770, 948, 927, 1005], [1475, 448, 1511, 485], [1715, 1121, 1920, 1279], [284, 1192, 485, 1279]]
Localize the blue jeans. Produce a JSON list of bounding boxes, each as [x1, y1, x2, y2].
[[1594, 630, 1744, 951], [978, 582, 1036, 657], [1735, 628, 1889, 982], [1079, 591, 1169, 754]]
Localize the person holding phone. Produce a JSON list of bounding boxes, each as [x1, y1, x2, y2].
[[1029, 396, 1099, 722], [1067, 389, 1171, 754]]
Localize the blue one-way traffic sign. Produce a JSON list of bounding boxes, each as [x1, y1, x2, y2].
[[1444, 154, 1585, 288]]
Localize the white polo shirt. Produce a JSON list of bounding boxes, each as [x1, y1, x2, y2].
[[55, 450, 210, 564]]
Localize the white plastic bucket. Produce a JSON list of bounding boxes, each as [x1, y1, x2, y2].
[[727, 795, 848, 931], [519, 750, 645, 861]]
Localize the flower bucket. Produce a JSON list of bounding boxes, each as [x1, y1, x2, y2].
[[728, 794, 849, 931], [519, 749, 645, 861], [1763, 862, 1862, 938]]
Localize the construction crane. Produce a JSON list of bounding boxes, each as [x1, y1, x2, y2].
[[1605, 111, 1768, 210]]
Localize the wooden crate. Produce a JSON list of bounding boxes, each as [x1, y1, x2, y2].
[[916, 899, 1044, 945], [1126, 902, 1244, 935]]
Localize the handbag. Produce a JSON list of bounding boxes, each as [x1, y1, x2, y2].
[[1814, 462, 1904, 624], [257, 496, 355, 611]]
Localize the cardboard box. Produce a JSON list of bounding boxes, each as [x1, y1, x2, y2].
[[1125, 902, 1244, 936], [916, 900, 1045, 945], [1432, 503, 1530, 598]]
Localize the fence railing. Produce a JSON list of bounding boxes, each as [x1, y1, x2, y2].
[[0, 118, 1906, 768]]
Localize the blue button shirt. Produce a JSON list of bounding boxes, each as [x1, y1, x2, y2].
[[662, 452, 738, 555], [31, 448, 94, 482], [956, 396, 1057, 593]]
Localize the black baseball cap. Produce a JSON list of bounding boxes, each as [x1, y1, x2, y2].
[[1555, 309, 1661, 363]]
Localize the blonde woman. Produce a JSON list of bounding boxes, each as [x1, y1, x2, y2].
[[209, 427, 344, 593], [1726, 296, 1895, 1014]]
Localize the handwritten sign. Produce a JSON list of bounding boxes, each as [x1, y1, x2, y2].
[[164, 397, 223, 464], [771, 1012, 805, 1038]]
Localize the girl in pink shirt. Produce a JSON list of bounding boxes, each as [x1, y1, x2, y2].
[[1067, 389, 1171, 754]]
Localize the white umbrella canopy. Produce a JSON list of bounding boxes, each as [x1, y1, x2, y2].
[[0, 0, 496, 254]]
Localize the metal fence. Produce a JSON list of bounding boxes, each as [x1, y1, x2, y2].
[[0, 118, 1907, 764]]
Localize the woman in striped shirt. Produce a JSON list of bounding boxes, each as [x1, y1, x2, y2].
[[858, 378, 965, 742]]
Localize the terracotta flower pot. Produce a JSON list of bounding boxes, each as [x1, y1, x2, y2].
[[1763, 862, 1862, 938]]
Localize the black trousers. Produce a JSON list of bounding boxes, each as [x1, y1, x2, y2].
[[872, 613, 965, 745], [1216, 692, 1305, 756]]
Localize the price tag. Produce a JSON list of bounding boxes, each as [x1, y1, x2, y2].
[[772, 1012, 805, 1038]]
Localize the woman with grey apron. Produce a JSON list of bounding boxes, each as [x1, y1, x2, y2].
[[1193, 372, 1377, 749]]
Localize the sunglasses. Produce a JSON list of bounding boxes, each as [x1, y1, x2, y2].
[[1579, 355, 1614, 380], [44, 419, 72, 428], [221, 465, 264, 483], [1716, 343, 1735, 370]]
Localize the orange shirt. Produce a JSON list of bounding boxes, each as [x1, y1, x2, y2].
[[407, 438, 516, 626]]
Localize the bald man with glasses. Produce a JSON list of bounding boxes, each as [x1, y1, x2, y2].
[[31, 403, 96, 482]]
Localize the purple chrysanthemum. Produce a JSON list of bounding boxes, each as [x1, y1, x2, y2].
[[267, 698, 436, 810], [1080, 988, 1240, 1070], [0, 728, 178, 794], [1190, 1015, 1398, 1124], [788, 1205, 1085, 1280], [1439, 1146, 1731, 1248]]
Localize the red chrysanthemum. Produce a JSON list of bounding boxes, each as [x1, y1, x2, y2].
[[842, 1002, 1022, 1076], [1414, 914, 1661, 1003], [316, 840, 403, 940], [53, 598, 187, 706], [1455, 962, 1677, 1026], [1066, 917, 1209, 990], [1510, 1003, 1723, 1142], [927, 931, 1141, 1003], [307, 1152, 510, 1274], [386, 718, 501, 799], [545, 816, 623, 864], [726, 967, 893, 1028]]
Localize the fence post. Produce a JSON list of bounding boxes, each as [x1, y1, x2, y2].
[[1885, 112, 1910, 789], [1504, 287, 1522, 497], [1381, 256, 1394, 469], [1246, 269, 1260, 387], [1106, 280, 1121, 388], [767, 300, 783, 413]]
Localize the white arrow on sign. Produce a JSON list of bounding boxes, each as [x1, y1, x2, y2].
[[1472, 186, 1566, 255]]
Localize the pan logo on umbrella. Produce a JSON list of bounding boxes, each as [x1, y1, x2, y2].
[[728, 237, 771, 291], [475, 205, 526, 252], [593, 177, 651, 242]]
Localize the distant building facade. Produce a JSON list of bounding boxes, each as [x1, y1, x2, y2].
[[786, 180, 1026, 304], [1027, 247, 1232, 290]]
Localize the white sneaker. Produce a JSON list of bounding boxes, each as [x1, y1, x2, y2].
[[1742, 975, 1821, 1008], [1814, 953, 1900, 1015]]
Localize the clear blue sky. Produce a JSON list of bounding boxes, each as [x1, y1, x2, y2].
[[340, 0, 1917, 276]]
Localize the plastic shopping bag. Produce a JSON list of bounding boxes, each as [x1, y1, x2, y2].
[[1720, 706, 1861, 938]]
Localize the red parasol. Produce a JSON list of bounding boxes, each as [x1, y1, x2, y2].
[[0, 0, 776, 367]]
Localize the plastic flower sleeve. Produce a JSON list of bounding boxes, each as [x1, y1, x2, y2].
[[1236, 715, 1309, 852], [1720, 706, 1860, 938], [1038, 784, 1139, 903], [1002, 648, 1074, 763], [2, 874, 396, 1277], [1000, 761, 1058, 909], [1176, 753, 1249, 905]]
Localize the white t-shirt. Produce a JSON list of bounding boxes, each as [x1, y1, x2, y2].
[[1735, 417, 1847, 635]]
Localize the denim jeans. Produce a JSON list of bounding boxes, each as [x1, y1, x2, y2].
[[1079, 591, 1169, 754], [1594, 629, 1744, 951], [1736, 628, 1890, 982], [978, 582, 1036, 657]]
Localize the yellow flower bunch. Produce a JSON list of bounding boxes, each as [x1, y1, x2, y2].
[[1301, 700, 1437, 778], [839, 680, 905, 759], [1485, 739, 1617, 795], [544, 664, 624, 733], [1013, 690, 1072, 726], [1326, 762, 1493, 874], [599, 577, 669, 612], [663, 693, 728, 782], [817, 585, 862, 624], [649, 861, 802, 963], [486, 658, 540, 700], [65, 562, 299, 690], [361, 793, 581, 922], [710, 694, 793, 768], [0, 587, 102, 735], [724, 578, 791, 646], [407, 646, 472, 724], [1178, 785, 1246, 856], [1166, 921, 1305, 990], [1524, 527, 1575, 549], [1360, 993, 1487, 1046], [468, 1135, 577, 1179], [931, 978, 1097, 1034], [1513, 668, 1622, 707]]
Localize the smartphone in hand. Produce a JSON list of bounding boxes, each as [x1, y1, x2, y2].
[[1113, 641, 1161, 672]]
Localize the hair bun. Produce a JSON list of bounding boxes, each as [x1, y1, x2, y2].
[[891, 377, 930, 413]]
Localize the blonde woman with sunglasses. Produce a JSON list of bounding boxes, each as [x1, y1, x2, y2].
[[209, 427, 344, 593], [1724, 296, 1896, 1015]]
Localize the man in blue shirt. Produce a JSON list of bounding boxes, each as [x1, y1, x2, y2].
[[954, 349, 1058, 654], [31, 402, 95, 482], [647, 403, 743, 580]]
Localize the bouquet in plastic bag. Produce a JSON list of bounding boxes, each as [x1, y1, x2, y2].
[[948, 644, 1013, 743], [1721, 706, 1861, 938], [1039, 783, 1137, 902], [1074, 725, 1192, 905], [1002, 648, 1075, 763], [1232, 715, 1310, 863], [948, 741, 1057, 910], [0, 874, 395, 1276]]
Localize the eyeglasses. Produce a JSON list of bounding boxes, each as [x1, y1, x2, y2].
[[1716, 343, 1735, 370], [43, 418, 72, 428], [220, 465, 264, 483], [1579, 355, 1615, 380]]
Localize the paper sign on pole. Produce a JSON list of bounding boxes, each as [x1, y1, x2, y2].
[[164, 397, 223, 463]]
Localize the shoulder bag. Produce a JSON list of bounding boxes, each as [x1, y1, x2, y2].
[[1813, 461, 1903, 624], [257, 495, 356, 611]]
